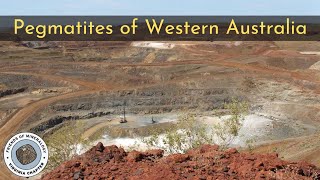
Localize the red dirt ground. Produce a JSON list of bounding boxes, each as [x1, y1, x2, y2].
[[42, 143, 320, 180]]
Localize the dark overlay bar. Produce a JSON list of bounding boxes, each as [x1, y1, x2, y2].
[[0, 16, 319, 41]]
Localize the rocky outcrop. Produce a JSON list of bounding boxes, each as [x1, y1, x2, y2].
[[20, 41, 58, 49], [30, 111, 111, 134], [42, 144, 320, 180], [0, 87, 27, 98]]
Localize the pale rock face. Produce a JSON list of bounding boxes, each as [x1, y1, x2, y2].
[[300, 51, 320, 55], [310, 61, 320, 70], [131, 42, 175, 49]]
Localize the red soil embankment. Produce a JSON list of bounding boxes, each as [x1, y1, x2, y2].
[[42, 143, 320, 180]]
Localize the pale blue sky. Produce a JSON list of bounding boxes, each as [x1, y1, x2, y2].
[[1, 0, 319, 15]]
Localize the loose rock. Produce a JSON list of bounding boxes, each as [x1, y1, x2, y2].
[[42, 143, 320, 180]]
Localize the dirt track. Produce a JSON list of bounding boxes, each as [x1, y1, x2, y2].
[[0, 72, 105, 179], [0, 69, 124, 179], [0, 90, 94, 179]]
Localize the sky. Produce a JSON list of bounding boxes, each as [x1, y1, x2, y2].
[[0, 0, 319, 15]]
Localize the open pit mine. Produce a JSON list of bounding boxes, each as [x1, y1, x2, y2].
[[0, 41, 319, 179]]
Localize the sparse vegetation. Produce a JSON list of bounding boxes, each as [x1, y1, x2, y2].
[[245, 138, 257, 152], [45, 121, 88, 170], [141, 99, 249, 153], [214, 99, 249, 148], [142, 113, 210, 153]]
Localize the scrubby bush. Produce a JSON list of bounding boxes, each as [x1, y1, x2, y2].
[[45, 121, 88, 170], [213, 99, 249, 148], [142, 99, 249, 153], [142, 114, 211, 153]]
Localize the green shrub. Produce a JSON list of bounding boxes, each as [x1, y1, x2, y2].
[[142, 99, 249, 153], [45, 121, 88, 170]]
